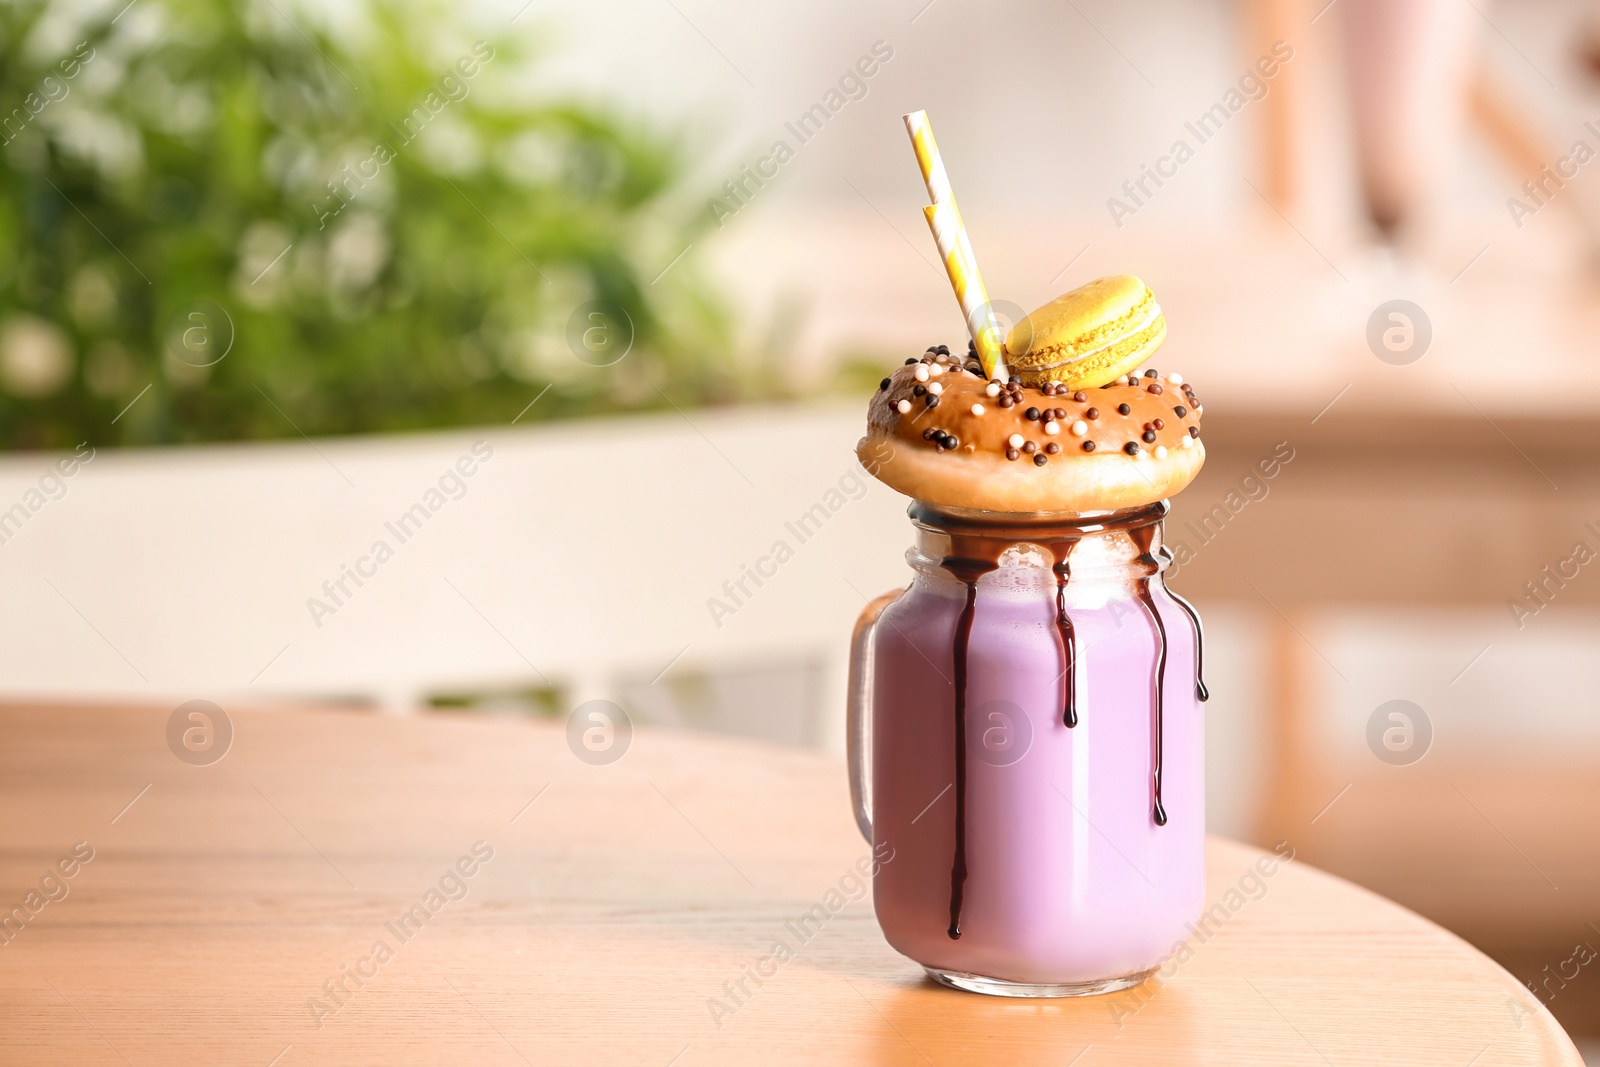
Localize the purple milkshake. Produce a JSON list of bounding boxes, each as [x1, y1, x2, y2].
[[850, 326, 1209, 996]]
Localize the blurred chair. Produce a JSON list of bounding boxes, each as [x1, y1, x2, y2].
[[1253, 0, 1600, 251]]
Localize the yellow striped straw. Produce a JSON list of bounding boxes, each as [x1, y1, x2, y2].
[[923, 203, 998, 369], [903, 110, 1007, 379]]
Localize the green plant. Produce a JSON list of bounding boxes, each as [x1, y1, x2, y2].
[[0, 0, 739, 449]]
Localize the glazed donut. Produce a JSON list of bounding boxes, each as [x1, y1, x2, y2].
[[857, 347, 1205, 514]]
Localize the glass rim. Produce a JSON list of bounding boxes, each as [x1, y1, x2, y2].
[[908, 499, 1169, 537]]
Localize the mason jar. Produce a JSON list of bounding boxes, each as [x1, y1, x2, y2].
[[847, 500, 1206, 996]]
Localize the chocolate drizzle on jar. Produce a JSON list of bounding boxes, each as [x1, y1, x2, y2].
[[939, 557, 998, 940], [1052, 546, 1079, 728], [1158, 547, 1203, 703], [1130, 525, 1169, 827], [1158, 546, 1209, 702], [918, 501, 1201, 939]]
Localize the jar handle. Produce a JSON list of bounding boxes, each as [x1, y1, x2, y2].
[[847, 589, 902, 844]]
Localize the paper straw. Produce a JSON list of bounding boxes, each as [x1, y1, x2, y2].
[[905, 110, 954, 204], [922, 203, 1001, 371], [903, 110, 1007, 379]]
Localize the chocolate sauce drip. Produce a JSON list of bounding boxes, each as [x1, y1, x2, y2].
[[1133, 570, 1169, 827], [1052, 545, 1079, 728], [1157, 546, 1208, 702], [1130, 530, 1168, 826], [940, 556, 998, 941]]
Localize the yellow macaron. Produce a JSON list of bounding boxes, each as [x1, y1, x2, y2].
[[1005, 274, 1166, 389]]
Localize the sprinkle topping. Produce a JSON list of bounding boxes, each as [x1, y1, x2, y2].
[[878, 346, 1203, 470]]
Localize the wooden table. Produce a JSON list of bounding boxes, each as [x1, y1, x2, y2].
[[0, 703, 1582, 1066]]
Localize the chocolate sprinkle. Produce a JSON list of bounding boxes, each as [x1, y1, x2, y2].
[[1025, 407, 1040, 421], [1147, 384, 1163, 394], [1142, 430, 1157, 443], [1124, 442, 1140, 455], [1117, 403, 1131, 415], [1086, 407, 1099, 420], [1153, 418, 1165, 430], [1144, 369, 1158, 378], [1033, 453, 1048, 466], [879, 377, 890, 391], [1189, 425, 1199, 438], [1073, 391, 1087, 402], [1081, 441, 1096, 453], [1045, 442, 1060, 455], [1006, 447, 1020, 461], [926, 395, 939, 408], [1174, 405, 1187, 417], [1022, 441, 1037, 454], [913, 384, 927, 397]]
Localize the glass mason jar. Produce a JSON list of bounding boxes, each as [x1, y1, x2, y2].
[[847, 500, 1206, 996]]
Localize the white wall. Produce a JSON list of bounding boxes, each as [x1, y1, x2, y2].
[[0, 405, 899, 726]]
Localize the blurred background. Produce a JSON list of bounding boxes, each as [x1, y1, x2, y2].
[[2, 0, 1599, 1048]]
